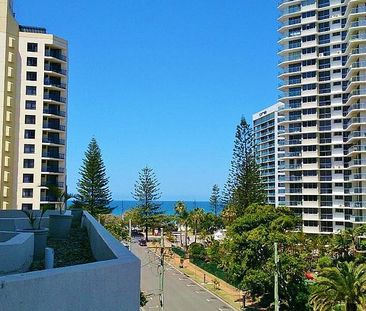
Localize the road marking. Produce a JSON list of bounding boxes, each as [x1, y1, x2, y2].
[[219, 307, 232, 310], [186, 283, 196, 287], [195, 289, 206, 294], [178, 277, 188, 281], [206, 297, 218, 302]]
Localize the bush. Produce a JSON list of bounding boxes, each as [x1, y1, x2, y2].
[[172, 246, 185, 258], [100, 214, 128, 241], [190, 258, 239, 287], [188, 243, 206, 260], [317, 256, 333, 269]]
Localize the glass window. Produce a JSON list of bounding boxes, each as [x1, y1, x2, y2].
[[23, 174, 34, 183], [26, 72, 37, 81], [27, 57, 37, 66], [25, 115, 36, 124], [22, 188, 33, 198], [21, 203, 33, 210], [27, 43, 38, 52], [24, 130, 35, 139], [26, 86, 36, 95], [25, 100, 36, 110], [24, 144, 35, 153], [23, 159, 34, 168]]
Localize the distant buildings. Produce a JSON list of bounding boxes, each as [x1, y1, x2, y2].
[[277, 0, 366, 233], [253, 103, 286, 207], [0, 0, 67, 210]]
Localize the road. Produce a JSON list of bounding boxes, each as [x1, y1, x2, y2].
[[131, 241, 236, 311]]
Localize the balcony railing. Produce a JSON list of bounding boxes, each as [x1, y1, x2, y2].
[[44, 78, 67, 89], [42, 152, 65, 159], [44, 94, 67, 103], [41, 167, 65, 173], [42, 137, 65, 145], [43, 109, 66, 117], [43, 122, 66, 131], [40, 181, 64, 188], [45, 50, 67, 62], [44, 64, 67, 76]]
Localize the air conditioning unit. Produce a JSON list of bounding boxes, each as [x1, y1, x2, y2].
[[336, 51, 342, 55], [319, 53, 324, 57]]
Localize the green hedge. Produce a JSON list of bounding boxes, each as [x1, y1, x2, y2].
[[172, 246, 186, 258], [190, 258, 239, 288]]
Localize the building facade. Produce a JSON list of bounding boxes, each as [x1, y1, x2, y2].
[[253, 103, 286, 207], [278, 0, 366, 233], [0, 0, 67, 210]]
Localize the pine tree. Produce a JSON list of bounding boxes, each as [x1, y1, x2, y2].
[[77, 138, 113, 217], [209, 184, 221, 217], [132, 167, 163, 241], [223, 117, 265, 216]]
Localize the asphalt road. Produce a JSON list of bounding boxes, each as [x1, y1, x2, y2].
[[131, 241, 236, 311]]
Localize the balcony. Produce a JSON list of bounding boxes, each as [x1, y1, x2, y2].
[[42, 137, 65, 145], [283, 151, 302, 157], [43, 108, 66, 117], [320, 214, 333, 220], [40, 181, 64, 188], [44, 94, 67, 103], [43, 122, 66, 132], [42, 152, 65, 159], [44, 78, 66, 89], [345, 202, 366, 208], [351, 7, 366, 14], [351, 216, 366, 223], [41, 166, 65, 173], [285, 176, 302, 181], [44, 64, 67, 76], [45, 50, 67, 62], [351, 62, 366, 70]]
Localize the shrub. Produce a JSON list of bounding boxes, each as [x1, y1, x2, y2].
[[188, 243, 206, 260], [100, 214, 128, 241], [172, 246, 185, 258], [317, 256, 333, 269]]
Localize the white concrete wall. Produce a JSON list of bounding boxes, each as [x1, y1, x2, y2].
[[0, 211, 141, 311], [0, 231, 33, 275]]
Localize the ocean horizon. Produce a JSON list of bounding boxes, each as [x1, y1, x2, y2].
[[110, 200, 213, 216]]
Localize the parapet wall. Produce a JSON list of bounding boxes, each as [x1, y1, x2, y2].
[[0, 211, 141, 311]]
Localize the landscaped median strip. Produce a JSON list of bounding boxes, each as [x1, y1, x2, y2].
[[166, 254, 242, 310]]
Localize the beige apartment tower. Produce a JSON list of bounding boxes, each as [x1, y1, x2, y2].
[[0, 0, 67, 210]]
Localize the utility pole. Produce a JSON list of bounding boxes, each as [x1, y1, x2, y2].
[[128, 219, 132, 251], [159, 228, 165, 311], [274, 242, 280, 311]]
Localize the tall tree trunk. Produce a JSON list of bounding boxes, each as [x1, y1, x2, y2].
[[185, 223, 188, 251], [179, 225, 183, 247], [145, 225, 149, 242], [194, 221, 197, 243]]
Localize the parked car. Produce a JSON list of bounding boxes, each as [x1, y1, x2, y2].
[[139, 239, 147, 246]]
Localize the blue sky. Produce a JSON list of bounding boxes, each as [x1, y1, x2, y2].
[[15, 1, 280, 201]]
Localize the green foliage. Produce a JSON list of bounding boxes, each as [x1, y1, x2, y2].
[[309, 261, 366, 311], [46, 185, 74, 214], [172, 246, 185, 258], [191, 258, 238, 287], [223, 118, 266, 216], [188, 243, 206, 260], [206, 239, 222, 264], [209, 184, 221, 217], [140, 292, 148, 307], [317, 256, 333, 269], [189, 208, 205, 242], [132, 166, 163, 241], [21, 204, 51, 230], [77, 138, 113, 216], [175, 201, 189, 249], [100, 214, 128, 241], [220, 204, 308, 310]]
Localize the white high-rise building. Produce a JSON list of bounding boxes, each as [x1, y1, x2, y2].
[[278, 0, 366, 233], [0, 0, 67, 210], [253, 103, 286, 207]]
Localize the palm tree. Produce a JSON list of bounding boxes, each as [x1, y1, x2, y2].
[[189, 208, 205, 243], [174, 201, 189, 250], [309, 261, 366, 311], [47, 184, 74, 214]]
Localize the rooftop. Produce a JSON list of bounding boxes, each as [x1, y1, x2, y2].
[[19, 25, 47, 34]]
